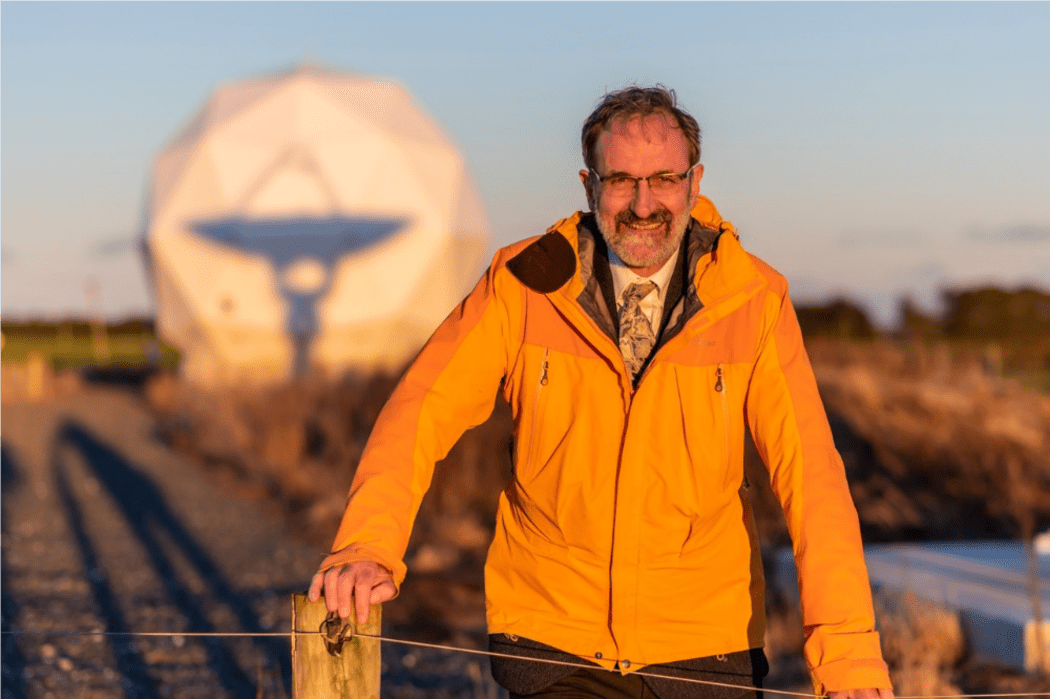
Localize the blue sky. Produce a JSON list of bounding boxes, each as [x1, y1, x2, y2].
[[3, 1, 1049, 326]]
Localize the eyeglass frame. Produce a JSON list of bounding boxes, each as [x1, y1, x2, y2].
[[588, 164, 699, 195]]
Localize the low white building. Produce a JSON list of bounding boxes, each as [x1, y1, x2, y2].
[[774, 541, 1050, 672]]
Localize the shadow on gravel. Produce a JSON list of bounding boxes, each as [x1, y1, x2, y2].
[[54, 450, 160, 699], [53, 421, 292, 698], [2, 444, 28, 699]]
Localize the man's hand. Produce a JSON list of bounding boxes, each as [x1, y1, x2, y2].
[[828, 688, 895, 699], [307, 561, 397, 626]]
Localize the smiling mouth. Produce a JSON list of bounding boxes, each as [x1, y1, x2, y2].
[[615, 210, 672, 234], [619, 220, 669, 238]]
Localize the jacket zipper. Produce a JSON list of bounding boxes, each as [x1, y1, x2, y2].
[[715, 364, 732, 479], [522, 348, 550, 473], [609, 379, 633, 631]]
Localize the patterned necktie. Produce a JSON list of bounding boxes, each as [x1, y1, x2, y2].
[[618, 280, 657, 379]]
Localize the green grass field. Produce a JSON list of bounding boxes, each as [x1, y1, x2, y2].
[[1, 324, 180, 369]]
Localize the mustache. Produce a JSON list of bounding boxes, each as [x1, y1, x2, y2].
[[615, 209, 672, 227]]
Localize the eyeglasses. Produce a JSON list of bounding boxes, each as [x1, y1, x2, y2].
[[590, 165, 696, 196]]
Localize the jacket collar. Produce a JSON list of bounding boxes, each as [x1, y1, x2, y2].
[[507, 196, 764, 317]]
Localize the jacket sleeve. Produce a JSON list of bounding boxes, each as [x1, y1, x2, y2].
[[317, 253, 521, 587], [744, 285, 892, 694]]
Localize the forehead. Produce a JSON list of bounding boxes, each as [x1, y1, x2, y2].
[[595, 113, 690, 173]]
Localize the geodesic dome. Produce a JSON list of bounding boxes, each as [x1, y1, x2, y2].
[[142, 65, 490, 385]]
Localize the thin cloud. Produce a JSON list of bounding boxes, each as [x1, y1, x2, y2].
[[900, 261, 948, 283], [967, 224, 1050, 242], [836, 228, 921, 249]]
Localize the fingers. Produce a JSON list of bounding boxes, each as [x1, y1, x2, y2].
[[354, 569, 375, 625], [308, 572, 324, 602], [353, 565, 396, 624], [324, 567, 343, 613], [371, 578, 397, 605], [339, 568, 357, 619], [311, 561, 395, 624]]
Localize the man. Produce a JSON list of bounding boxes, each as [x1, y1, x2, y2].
[[310, 86, 894, 699]]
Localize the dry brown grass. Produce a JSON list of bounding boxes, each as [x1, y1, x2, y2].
[[874, 585, 1050, 698], [146, 337, 1050, 687], [145, 367, 513, 556], [875, 589, 966, 697], [808, 339, 1050, 542]]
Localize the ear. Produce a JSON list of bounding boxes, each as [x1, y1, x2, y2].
[[580, 169, 596, 211], [688, 164, 704, 207]]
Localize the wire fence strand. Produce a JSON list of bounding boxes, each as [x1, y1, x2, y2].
[[4, 628, 1050, 699]]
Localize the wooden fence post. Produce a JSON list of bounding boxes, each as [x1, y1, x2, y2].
[[291, 594, 382, 698]]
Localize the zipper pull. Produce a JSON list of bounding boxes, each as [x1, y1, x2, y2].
[[714, 365, 723, 392], [540, 358, 549, 386]]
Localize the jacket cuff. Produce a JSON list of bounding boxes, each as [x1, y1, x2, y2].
[[810, 657, 892, 694], [807, 631, 892, 693], [317, 545, 406, 592]]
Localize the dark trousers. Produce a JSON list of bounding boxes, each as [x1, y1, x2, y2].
[[509, 664, 764, 699], [491, 634, 767, 699]]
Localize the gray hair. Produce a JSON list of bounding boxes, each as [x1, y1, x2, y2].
[[581, 85, 701, 171]]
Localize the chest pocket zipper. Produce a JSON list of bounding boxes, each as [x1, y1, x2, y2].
[[716, 364, 751, 491], [715, 364, 732, 480], [522, 348, 550, 475]]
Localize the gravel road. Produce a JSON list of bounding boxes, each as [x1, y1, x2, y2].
[[2, 386, 322, 698], [1, 386, 505, 699]]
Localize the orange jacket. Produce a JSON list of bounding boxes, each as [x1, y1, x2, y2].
[[320, 196, 891, 693]]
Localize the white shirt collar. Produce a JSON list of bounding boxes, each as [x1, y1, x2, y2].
[[608, 246, 680, 308]]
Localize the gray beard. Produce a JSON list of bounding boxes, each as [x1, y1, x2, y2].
[[597, 212, 688, 270]]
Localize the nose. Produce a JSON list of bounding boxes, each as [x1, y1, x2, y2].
[[630, 179, 656, 218]]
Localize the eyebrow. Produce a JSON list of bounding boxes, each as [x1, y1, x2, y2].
[[602, 169, 677, 178]]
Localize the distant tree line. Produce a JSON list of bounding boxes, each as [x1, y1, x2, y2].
[[795, 286, 1050, 341], [795, 300, 877, 340], [1, 318, 156, 339], [920, 286, 1050, 340]]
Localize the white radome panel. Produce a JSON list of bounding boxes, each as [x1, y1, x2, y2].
[[143, 65, 491, 386]]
